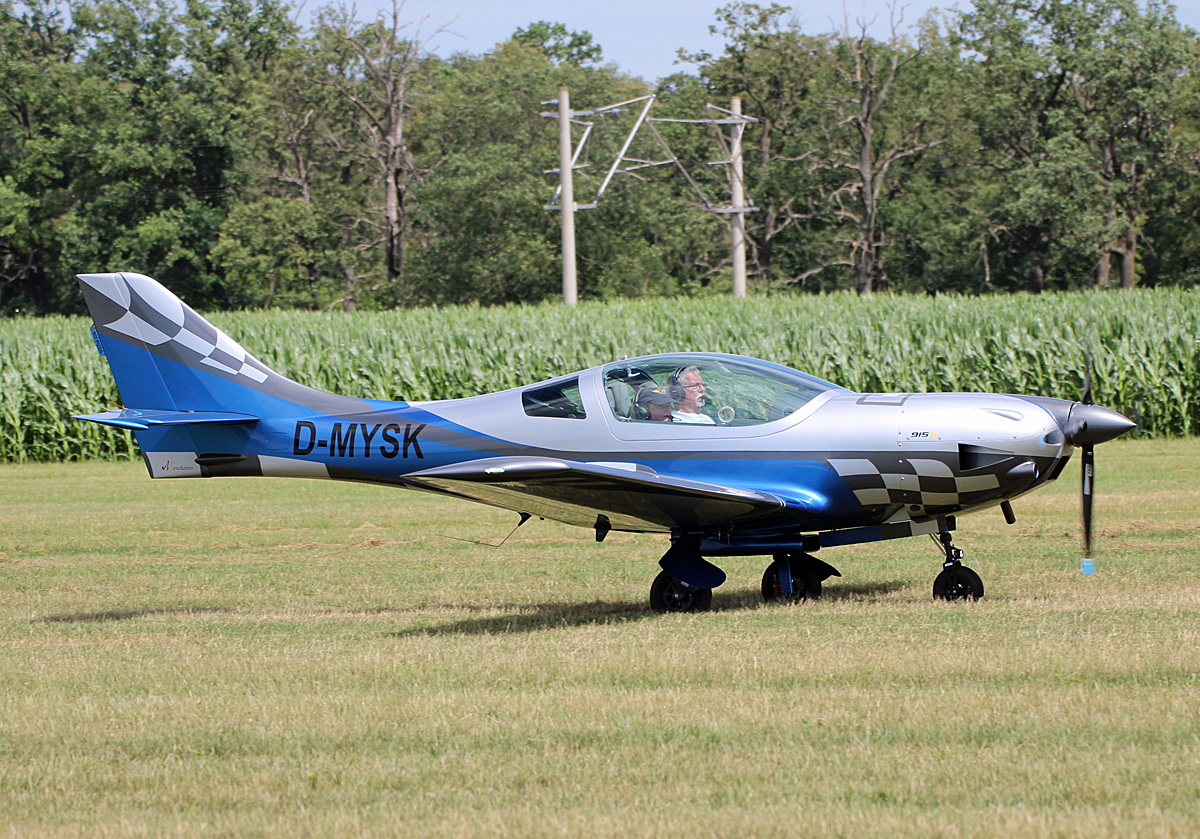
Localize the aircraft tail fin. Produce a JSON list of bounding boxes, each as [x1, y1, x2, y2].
[[76, 272, 281, 413], [77, 272, 365, 415], [75, 272, 371, 475]]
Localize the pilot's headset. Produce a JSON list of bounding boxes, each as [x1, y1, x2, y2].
[[668, 366, 704, 407]]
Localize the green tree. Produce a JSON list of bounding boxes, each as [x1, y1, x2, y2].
[[679, 3, 835, 290], [817, 12, 942, 293], [0, 0, 85, 313], [0, 0, 296, 313], [1064, 0, 1197, 288], [684, 3, 945, 293], [310, 1, 435, 306], [875, 14, 992, 294], [958, 0, 1196, 290], [513, 21, 603, 67], [407, 37, 676, 304], [210, 197, 322, 307]]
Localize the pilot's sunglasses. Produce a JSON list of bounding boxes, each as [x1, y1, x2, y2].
[[684, 383, 706, 390]]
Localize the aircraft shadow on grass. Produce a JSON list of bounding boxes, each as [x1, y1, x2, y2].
[[29, 584, 903, 633], [388, 581, 905, 637], [37, 606, 230, 624]]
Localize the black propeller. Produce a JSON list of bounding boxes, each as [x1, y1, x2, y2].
[[1025, 355, 1135, 569], [1081, 357, 1095, 562], [1059, 352, 1135, 569]]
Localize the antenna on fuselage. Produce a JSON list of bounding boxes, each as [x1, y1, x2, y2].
[[438, 512, 532, 549]]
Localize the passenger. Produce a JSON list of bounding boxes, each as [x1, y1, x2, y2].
[[669, 366, 715, 424], [635, 385, 675, 422]]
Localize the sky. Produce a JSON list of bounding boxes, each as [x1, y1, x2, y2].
[[313, 0, 1200, 82]]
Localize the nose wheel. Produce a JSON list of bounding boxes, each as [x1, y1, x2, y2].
[[931, 531, 983, 601]]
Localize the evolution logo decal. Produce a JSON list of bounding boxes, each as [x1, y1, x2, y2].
[[161, 459, 199, 474], [145, 452, 201, 477], [293, 420, 426, 459]]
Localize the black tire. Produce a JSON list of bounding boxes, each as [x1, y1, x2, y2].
[[650, 570, 713, 613], [761, 558, 821, 602], [933, 565, 984, 601]]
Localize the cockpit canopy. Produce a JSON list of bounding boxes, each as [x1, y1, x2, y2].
[[602, 354, 844, 426]]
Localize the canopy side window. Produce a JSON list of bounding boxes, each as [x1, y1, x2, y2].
[[602, 356, 840, 427], [522, 378, 586, 419]]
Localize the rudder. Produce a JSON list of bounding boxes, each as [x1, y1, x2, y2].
[[78, 272, 274, 413], [76, 272, 377, 473]]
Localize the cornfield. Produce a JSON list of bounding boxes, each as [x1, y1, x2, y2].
[[2, 288, 1197, 463]]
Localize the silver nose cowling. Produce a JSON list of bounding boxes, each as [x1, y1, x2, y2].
[[1063, 403, 1137, 446]]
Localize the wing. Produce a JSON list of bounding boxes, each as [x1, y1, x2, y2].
[[403, 456, 785, 533]]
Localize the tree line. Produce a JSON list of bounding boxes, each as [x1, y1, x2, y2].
[[2, 0, 1199, 315]]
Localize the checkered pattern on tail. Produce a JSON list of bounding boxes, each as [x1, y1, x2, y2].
[[78, 272, 270, 384]]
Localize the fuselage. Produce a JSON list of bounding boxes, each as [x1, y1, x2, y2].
[[144, 353, 1076, 542]]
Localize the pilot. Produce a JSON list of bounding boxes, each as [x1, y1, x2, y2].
[[669, 366, 715, 424], [635, 385, 675, 422]]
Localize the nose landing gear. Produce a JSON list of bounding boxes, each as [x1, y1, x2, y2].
[[931, 531, 983, 601]]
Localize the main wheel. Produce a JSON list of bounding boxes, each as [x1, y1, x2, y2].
[[761, 558, 821, 602], [933, 565, 984, 601], [650, 570, 713, 613]]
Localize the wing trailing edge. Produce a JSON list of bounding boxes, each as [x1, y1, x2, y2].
[[404, 456, 785, 533]]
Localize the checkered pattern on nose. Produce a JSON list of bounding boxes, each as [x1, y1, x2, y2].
[[79, 272, 269, 384], [828, 457, 1001, 510]]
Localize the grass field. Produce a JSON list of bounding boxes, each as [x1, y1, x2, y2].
[[2, 437, 1198, 838]]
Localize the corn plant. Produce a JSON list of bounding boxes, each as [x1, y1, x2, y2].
[[2, 288, 1197, 462]]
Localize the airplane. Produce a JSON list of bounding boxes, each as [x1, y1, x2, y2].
[[73, 271, 1136, 612]]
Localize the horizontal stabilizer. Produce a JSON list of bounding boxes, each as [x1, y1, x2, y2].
[[73, 409, 259, 430]]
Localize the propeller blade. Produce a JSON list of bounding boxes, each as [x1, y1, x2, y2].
[[1081, 442, 1095, 567], [1081, 350, 1094, 406]]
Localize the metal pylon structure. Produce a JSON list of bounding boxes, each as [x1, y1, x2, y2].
[[541, 88, 758, 303]]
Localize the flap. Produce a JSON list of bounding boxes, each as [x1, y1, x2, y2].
[[404, 456, 784, 533]]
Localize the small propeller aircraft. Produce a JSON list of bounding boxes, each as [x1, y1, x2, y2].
[[74, 272, 1136, 611]]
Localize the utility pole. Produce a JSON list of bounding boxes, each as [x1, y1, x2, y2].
[[544, 91, 652, 305], [730, 97, 747, 299], [542, 90, 757, 302], [557, 87, 577, 305]]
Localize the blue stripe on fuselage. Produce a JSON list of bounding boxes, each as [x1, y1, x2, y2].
[[642, 456, 869, 529]]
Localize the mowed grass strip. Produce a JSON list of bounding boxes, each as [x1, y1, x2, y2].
[[1, 438, 1198, 838]]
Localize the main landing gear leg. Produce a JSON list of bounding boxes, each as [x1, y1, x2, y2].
[[649, 538, 722, 613], [761, 553, 840, 603], [931, 531, 984, 601]]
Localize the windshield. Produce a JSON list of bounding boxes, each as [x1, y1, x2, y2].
[[602, 354, 843, 427]]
